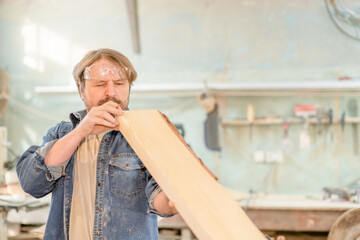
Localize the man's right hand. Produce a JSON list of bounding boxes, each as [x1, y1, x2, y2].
[[45, 101, 124, 166], [76, 101, 124, 138]]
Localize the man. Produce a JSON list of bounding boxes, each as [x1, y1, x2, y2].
[[16, 48, 177, 240]]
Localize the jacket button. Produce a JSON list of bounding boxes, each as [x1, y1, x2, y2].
[[97, 206, 101, 211], [66, 225, 69, 228], [98, 182, 101, 186], [100, 158, 104, 163], [96, 231, 99, 235], [67, 175, 71, 179], [67, 200, 70, 204]]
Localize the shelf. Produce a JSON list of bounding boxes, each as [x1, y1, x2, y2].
[[34, 81, 360, 97], [222, 117, 360, 126]]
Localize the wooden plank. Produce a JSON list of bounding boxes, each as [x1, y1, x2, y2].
[[118, 110, 265, 240]]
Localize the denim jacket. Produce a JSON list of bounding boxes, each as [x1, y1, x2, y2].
[[16, 110, 167, 240]]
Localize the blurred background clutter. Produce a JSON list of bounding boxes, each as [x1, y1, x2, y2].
[[1, 0, 360, 239]]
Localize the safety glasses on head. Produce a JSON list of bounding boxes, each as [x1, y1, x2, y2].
[[83, 64, 129, 80]]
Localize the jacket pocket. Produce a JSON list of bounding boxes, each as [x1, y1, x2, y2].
[[109, 153, 146, 199]]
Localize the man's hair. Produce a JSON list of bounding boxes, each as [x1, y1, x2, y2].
[[73, 48, 137, 93]]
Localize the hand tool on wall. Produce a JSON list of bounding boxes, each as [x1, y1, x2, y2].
[[294, 105, 315, 149], [316, 106, 323, 135], [299, 118, 311, 149], [198, 93, 221, 151], [347, 99, 358, 155], [281, 120, 292, 153], [340, 111, 345, 141], [247, 104, 255, 142], [204, 105, 221, 151], [294, 104, 316, 118], [328, 108, 333, 142]]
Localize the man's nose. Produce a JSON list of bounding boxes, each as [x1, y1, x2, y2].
[[105, 82, 116, 97]]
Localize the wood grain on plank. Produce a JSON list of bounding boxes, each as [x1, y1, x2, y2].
[[118, 110, 265, 240]]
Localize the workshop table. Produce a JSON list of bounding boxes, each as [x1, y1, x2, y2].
[[158, 194, 360, 239], [239, 194, 359, 232], [0, 183, 49, 240]]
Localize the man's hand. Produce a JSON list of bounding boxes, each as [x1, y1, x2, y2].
[[45, 101, 123, 166], [154, 191, 178, 215], [76, 101, 124, 138]]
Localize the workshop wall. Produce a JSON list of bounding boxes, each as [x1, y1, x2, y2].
[[1, 0, 360, 195]]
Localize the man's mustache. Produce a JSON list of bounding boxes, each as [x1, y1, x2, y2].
[[98, 97, 122, 106], [97, 97, 128, 110]]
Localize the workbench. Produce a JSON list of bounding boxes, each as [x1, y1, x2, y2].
[[239, 194, 359, 232], [158, 193, 360, 239], [0, 183, 49, 240], [2, 184, 358, 239]]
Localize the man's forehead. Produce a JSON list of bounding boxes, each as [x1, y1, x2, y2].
[[84, 63, 128, 80]]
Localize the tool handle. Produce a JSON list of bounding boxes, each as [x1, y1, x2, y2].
[[328, 109, 333, 125], [341, 111, 345, 131], [247, 104, 255, 123], [282, 121, 289, 136]]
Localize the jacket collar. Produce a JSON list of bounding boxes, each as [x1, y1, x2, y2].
[[69, 109, 87, 129]]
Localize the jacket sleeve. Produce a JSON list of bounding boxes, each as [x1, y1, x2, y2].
[[144, 170, 176, 218], [16, 121, 71, 198]]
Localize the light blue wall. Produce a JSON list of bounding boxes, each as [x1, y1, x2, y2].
[[1, 0, 360, 195]]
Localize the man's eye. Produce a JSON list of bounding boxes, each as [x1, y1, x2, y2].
[[96, 83, 106, 87], [115, 82, 124, 85]]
